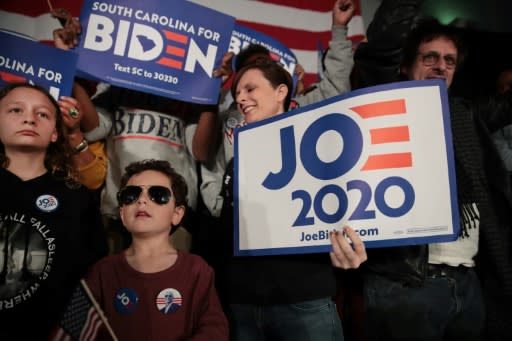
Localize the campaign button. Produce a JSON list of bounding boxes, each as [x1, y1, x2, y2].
[[114, 288, 139, 314], [226, 116, 240, 129], [35, 194, 59, 212], [155, 288, 182, 314]]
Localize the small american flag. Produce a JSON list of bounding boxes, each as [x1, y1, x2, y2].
[[49, 280, 115, 341]]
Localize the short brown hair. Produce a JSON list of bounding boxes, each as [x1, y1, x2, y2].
[[231, 61, 294, 111], [120, 159, 188, 207]]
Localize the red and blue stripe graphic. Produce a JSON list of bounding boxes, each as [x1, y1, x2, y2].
[[156, 30, 188, 70], [0, 71, 26, 83], [350, 99, 413, 171]]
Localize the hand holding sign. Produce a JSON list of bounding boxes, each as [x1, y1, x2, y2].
[[59, 95, 82, 132], [329, 226, 367, 269], [212, 51, 235, 83], [51, 8, 81, 49]]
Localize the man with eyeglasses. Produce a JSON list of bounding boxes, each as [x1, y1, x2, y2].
[[354, 10, 512, 341], [398, 22, 461, 89]]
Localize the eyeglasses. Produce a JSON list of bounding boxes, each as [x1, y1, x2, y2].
[[117, 185, 172, 206], [417, 52, 457, 69]]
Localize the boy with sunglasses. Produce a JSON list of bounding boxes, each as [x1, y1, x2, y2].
[[84, 159, 228, 341]]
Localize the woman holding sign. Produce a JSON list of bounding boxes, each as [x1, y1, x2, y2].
[[216, 61, 367, 341], [0, 83, 107, 340]]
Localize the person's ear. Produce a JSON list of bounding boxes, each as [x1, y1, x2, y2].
[[276, 83, 289, 103], [400, 66, 408, 78], [119, 206, 126, 225], [171, 205, 186, 226], [50, 129, 58, 143]]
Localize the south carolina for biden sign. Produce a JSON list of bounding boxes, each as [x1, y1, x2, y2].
[[0, 31, 77, 99], [234, 80, 460, 256], [76, 0, 235, 104]]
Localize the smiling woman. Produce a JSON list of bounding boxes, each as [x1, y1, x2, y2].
[[231, 60, 293, 124], [214, 60, 367, 341]]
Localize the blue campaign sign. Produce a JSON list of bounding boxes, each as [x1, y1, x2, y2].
[[0, 31, 77, 99], [234, 80, 459, 256], [229, 24, 299, 92], [76, 0, 235, 104], [229, 24, 297, 76]]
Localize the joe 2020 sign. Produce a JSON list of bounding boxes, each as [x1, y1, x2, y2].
[[234, 80, 460, 256]]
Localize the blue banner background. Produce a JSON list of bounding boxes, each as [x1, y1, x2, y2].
[[76, 0, 235, 104], [0, 31, 77, 99]]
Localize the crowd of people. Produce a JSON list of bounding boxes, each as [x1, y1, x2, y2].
[[1, 0, 511, 340]]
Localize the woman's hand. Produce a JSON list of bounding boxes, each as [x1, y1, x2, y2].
[[52, 8, 81, 50], [329, 225, 367, 269], [59, 96, 82, 134]]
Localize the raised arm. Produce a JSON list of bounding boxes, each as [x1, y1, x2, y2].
[[59, 95, 107, 190], [353, 0, 425, 89], [51, 8, 81, 49], [191, 105, 219, 162], [53, 14, 107, 189], [294, 0, 356, 107]]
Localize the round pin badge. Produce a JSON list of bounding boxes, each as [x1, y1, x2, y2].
[[155, 288, 182, 314], [114, 288, 139, 315], [226, 116, 240, 129], [35, 194, 59, 212]]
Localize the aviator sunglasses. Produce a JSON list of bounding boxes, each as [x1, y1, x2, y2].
[[117, 185, 172, 206]]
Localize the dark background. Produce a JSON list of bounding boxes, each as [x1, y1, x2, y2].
[[420, 0, 512, 99], [421, 0, 512, 34], [361, 0, 512, 99]]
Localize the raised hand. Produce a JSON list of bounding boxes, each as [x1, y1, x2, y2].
[[333, 0, 355, 27], [59, 96, 82, 134], [51, 8, 81, 50], [212, 51, 235, 84]]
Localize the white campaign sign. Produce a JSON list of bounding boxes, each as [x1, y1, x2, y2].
[[234, 80, 459, 256]]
